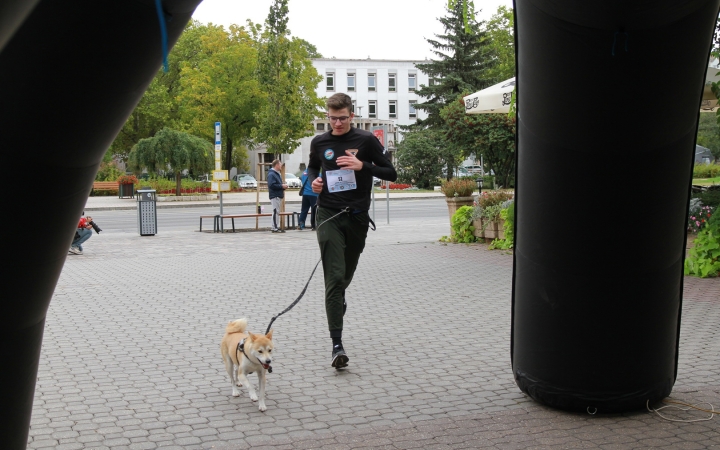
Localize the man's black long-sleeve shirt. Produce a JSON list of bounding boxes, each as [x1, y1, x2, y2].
[[307, 127, 397, 211]]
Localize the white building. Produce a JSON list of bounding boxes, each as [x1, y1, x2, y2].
[[250, 58, 430, 179]]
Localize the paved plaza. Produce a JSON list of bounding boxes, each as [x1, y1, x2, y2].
[[28, 208, 720, 449]]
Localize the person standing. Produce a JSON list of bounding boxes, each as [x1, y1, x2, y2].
[[298, 169, 318, 230], [267, 159, 287, 233], [307, 93, 397, 368]]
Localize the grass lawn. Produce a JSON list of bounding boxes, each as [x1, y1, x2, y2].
[[693, 177, 720, 185]]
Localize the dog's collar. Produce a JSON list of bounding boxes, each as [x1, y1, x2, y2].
[[237, 338, 273, 373]]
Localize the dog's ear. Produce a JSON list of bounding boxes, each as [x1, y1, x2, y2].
[[247, 332, 255, 341], [265, 329, 273, 340]]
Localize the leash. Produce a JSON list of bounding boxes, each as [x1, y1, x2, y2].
[[262, 206, 376, 335]]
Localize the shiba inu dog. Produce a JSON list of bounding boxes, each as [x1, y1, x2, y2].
[[220, 318, 274, 412]]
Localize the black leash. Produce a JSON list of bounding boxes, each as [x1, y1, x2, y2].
[[265, 259, 321, 335]]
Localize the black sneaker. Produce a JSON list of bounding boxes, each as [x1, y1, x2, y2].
[[331, 344, 349, 369]]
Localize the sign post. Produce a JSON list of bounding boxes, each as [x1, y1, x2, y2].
[[212, 122, 231, 215]]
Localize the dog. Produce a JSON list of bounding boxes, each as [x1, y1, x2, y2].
[[220, 318, 274, 412]]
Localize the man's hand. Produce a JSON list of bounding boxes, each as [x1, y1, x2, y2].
[[336, 150, 363, 171], [282, 183, 288, 190], [311, 176, 323, 193]]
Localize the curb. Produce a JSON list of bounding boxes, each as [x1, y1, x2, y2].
[[84, 195, 445, 211]]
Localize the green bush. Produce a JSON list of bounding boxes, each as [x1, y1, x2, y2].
[[693, 163, 720, 179], [685, 208, 720, 278], [441, 178, 476, 197], [95, 162, 124, 181], [693, 190, 720, 208], [448, 206, 477, 243]]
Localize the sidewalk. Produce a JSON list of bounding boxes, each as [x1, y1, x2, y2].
[[28, 212, 720, 449], [84, 190, 446, 211]]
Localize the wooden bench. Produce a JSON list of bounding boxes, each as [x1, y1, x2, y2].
[[200, 212, 298, 233], [91, 181, 118, 196]]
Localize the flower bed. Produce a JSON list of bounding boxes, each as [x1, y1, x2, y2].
[[378, 183, 413, 190]]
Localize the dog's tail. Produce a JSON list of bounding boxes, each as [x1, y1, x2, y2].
[[225, 318, 248, 334]]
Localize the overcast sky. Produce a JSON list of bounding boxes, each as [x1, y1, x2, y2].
[[191, 0, 514, 61]]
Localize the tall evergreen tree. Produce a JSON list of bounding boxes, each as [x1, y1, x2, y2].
[[414, 2, 495, 129]]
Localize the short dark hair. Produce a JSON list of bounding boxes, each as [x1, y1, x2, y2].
[[326, 93, 352, 113], [271, 159, 281, 168]]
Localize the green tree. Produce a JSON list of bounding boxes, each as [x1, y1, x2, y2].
[[177, 24, 263, 174], [107, 21, 210, 164], [395, 128, 458, 189], [414, 1, 496, 129], [442, 94, 516, 187], [484, 6, 515, 83], [128, 128, 213, 195], [252, 0, 324, 158]]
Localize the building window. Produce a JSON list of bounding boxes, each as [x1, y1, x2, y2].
[[368, 100, 376, 118], [408, 73, 416, 91], [429, 77, 438, 86], [347, 73, 355, 91], [352, 100, 356, 114], [368, 73, 376, 91], [389, 100, 397, 118], [316, 122, 325, 131], [326, 72, 334, 91], [409, 101, 417, 118], [388, 73, 396, 92]]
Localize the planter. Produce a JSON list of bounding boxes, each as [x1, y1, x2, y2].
[[475, 218, 505, 241], [119, 183, 135, 199], [472, 219, 484, 238], [445, 196, 475, 235]]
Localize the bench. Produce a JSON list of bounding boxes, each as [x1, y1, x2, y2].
[[200, 212, 298, 233], [91, 181, 118, 196]]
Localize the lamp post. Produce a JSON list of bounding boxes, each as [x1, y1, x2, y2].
[[476, 177, 483, 195]]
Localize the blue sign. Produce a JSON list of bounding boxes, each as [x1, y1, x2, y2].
[[215, 122, 221, 145]]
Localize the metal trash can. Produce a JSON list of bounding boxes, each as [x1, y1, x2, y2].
[[136, 189, 157, 236]]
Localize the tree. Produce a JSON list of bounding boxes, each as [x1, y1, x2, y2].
[[177, 24, 263, 174], [252, 0, 324, 158], [442, 94, 516, 187], [413, 1, 496, 129], [697, 113, 720, 161], [484, 6, 515, 83], [395, 128, 458, 188], [107, 21, 210, 164], [128, 128, 213, 195]]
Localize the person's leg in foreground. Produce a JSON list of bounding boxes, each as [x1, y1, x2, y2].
[[317, 208, 369, 368]]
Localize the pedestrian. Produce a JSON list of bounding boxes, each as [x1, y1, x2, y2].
[[298, 169, 318, 230], [267, 159, 287, 233], [307, 93, 397, 368], [70, 215, 94, 255]]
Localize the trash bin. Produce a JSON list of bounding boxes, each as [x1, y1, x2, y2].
[[136, 189, 157, 236]]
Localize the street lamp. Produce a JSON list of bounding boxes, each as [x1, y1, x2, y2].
[[476, 177, 483, 195]]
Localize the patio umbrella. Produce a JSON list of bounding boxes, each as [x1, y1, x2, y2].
[[463, 77, 515, 114]]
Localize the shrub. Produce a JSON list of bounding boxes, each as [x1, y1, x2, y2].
[[685, 208, 720, 277], [441, 178, 476, 197], [448, 206, 477, 243], [95, 161, 124, 182], [693, 163, 720, 179], [477, 190, 514, 208], [117, 174, 138, 185], [692, 189, 720, 208], [688, 198, 714, 234]]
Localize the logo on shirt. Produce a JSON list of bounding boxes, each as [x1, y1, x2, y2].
[[324, 149, 335, 160]]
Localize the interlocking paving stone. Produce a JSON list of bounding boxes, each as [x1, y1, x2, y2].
[[26, 208, 720, 449]]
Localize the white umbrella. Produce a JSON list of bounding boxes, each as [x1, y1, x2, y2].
[[463, 77, 515, 114]]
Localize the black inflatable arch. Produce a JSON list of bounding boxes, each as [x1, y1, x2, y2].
[[512, 0, 720, 412], [0, 1, 201, 447]]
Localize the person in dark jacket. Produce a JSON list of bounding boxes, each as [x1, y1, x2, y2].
[[267, 159, 287, 233], [307, 93, 397, 369], [299, 169, 318, 230]]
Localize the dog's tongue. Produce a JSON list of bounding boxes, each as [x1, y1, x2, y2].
[[262, 364, 269, 369]]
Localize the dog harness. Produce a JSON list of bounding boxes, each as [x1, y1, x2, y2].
[[237, 338, 272, 373]]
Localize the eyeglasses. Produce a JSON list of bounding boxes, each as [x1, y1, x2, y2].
[[328, 116, 350, 123]]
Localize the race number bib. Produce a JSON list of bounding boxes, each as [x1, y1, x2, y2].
[[326, 169, 357, 193]]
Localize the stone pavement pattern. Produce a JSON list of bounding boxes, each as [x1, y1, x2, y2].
[[28, 215, 720, 449]]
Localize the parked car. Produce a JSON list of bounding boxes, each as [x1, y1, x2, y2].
[[462, 165, 484, 175], [284, 173, 302, 188], [442, 167, 471, 178], [233, 174, 257, 189], [197, 174, 211, 182], [373, 176, 381, 186]]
